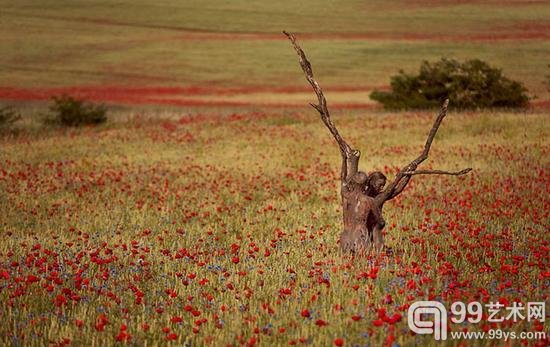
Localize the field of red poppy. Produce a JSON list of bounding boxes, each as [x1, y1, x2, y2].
[[0, 108, 548, 346]]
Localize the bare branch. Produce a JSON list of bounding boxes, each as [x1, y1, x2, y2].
[[402, 168, 472, 176], [406, 98, 450, 169], [377, 100, 471, 203], [284, 31, 360, 182], [386, 175, 411, 201]]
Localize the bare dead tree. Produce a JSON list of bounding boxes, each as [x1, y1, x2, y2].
[[284, 31, 472, 254]]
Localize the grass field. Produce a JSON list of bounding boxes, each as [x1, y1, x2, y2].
[[0, 111, 550, 345], [0, 109, 548, 346], [0, 1, 549, 346], [1, 0, 550, 106]]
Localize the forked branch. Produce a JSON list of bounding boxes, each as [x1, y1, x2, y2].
[[284, 31, 360, 182], [284, 31, 471, 203], [402, 168, 472, 176], [380, 100, 472, 202]]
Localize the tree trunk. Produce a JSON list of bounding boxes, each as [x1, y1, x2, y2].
[[284, 31, 471, 254]]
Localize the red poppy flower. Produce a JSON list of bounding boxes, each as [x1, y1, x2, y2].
[[165, 333, 177, 341], [171, 316, 183, 323], [315, 319, 328, 326], [351, 315, 362, 321]]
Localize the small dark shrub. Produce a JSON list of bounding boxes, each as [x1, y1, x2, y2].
[[44, 94, 107, 126], [0, 106, 21, 131], [370, 58, 529, 110], [546, 64, 550, 91]]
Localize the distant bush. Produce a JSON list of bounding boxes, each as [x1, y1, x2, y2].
[[370, 58, 529, 110], [546, 64, 550, 91], [44, 95, 107, 126], [0, 106, 21, 131]]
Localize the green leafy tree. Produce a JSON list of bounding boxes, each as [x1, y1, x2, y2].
[[370, 58, 529, 110], [44, 94, 107, 126], [0, 106, 21, 132]]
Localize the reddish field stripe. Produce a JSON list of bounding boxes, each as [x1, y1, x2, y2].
[[0, 85, 386, 98], [173, 30, 550, 42], [0, 86, 379, 109], [1, 86, 548, 110], [399, 0, 547, 7]]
